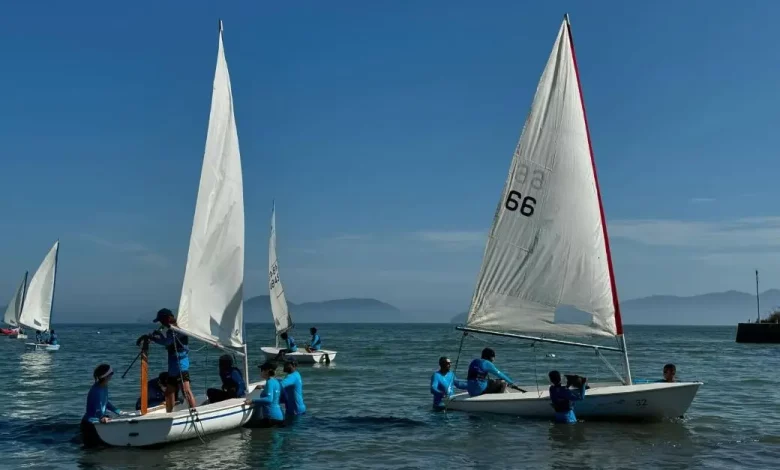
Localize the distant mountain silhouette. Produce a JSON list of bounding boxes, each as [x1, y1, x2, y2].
[[244, 296, 402, 324], [449, 289, 780, 326]]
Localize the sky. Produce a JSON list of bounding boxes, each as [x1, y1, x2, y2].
[[1, 1, 779, 322]]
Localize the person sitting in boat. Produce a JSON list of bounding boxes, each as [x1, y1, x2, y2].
[[47, 329, 58, 345], [548, 370, 586, 424], [145, 308, 197, 412], [431, 356, 468, 410], [135, 372, 172, 410], [35, 330, 42, 343], [273, 332, 298, 361], [305, 327, 322, 352], [247, 362, 284, 427], [81, 363, 122, 447], [660, 363, 676, 383], [279, 358, 306, 417], [206, 354, 247, 404], [466, 347, 517, 396]]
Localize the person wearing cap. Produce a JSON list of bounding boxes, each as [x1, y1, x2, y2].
[[206, 354, 247, 404], [81, 363, 121, 447], [466, 347, 516, 397], [430, 356, 467, 410], [548, 370, 586, 424], [135, 372, 173, 410], [146, 308, 197, 412], [246, 362, 284, 427], [279, 359, 306, 417]]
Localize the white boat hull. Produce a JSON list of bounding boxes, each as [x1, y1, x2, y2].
[[9, 333, 27, 339], [446, 381, 701, 421], [94, 381, 266, 447], [260, 346, 337, 364], [25, 343, 59, 351]]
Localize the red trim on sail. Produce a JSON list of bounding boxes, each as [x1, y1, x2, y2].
[[565, 17, 624, 335]]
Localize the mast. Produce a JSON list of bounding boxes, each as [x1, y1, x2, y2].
[[50, 240, 60, 331], [564, 14, 631, 384], [19, 271, 28, 327], [756, 269, 760, 322]]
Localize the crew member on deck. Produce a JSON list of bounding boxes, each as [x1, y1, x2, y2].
[[548, 370, 586, 424], [47, 329, 58, 345], [306, 327, 322, 352], [274, 332, 298, 361], [247, 362, 284, 427], [81, 363, 121, 447], [135, 372, 171, 410], [279, 358, 306, 417], [430, 356, 467, 409], [466, 347, 516, 396], [207, 354, 247, 403]]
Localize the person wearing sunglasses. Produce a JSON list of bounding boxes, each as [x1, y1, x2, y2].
[[431, 356, 468, 410]]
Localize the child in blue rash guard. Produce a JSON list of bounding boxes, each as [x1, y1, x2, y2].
[[274, 332, 298, 361], [431, 356, 468, 409], [147, 308, 197, 412], [466, 348, 516, 396], [548, 370, 586, 424], [247, 362, 285, 427], [280, 359, 306, 416], [136, 372, 171, 410], [81, 364, 122, 447], [306, 327, 322, 352]]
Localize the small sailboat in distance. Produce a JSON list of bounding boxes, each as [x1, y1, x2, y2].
[[446, 15, 701, 420], [2, 272, 28, 339], [21, 241, 60, 351], [261, 203, 337, 364]]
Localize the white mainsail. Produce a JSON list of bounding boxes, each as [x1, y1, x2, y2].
[[269, 203, 292, 334], [3, 272, 27, 327], [19, 241, 59, 332], [466, 17, 619, 338], [176, 21, 245, 349]]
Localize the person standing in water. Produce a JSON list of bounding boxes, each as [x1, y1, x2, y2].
[[430, 356, 468, 410], [466, 347, 517, 396], [145, 308, 197, 412], [305, 327, 322, 352], [206, 354, 247, 404], [247, 362, 284, 427], [279, 359, 306, 417], [548, 370, 586, 424], [274, 332, 298, 361], [81, 364, 122, 447]]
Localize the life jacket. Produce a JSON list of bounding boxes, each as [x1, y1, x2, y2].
[[466, 359, 488, 382], [220, 367, 243, 394], [549, 385, 572, 412]]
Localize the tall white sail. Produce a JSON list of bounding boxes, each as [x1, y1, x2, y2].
[[176, 21, 245, 349], [3, 272, 27, 327], [269, 204, 292, 334], [19, 241, 59, 332], [466, 18, 618, 338]]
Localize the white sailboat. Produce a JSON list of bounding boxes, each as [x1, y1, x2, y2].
[[446, 15, 701, 420], [21, 241, 60, 351], [261, 204, 337, 364], [94, 21, 265, 447], [3, 272, 28, 339]]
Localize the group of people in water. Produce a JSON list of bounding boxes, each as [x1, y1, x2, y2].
[[80, 308, 321, 446], [430, 347, 679, 423]]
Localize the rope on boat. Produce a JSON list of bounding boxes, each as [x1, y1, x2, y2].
[[171, 329, 208, 444]]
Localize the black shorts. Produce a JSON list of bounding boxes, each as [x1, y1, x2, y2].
[[167, 371, 190, 387], [257, 418, 285, 428], [484, 378, 506, 394], [80, 421, 106, 448]]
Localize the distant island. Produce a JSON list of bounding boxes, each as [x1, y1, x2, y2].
[[449, 289, 780, 326], [243, 296, 402, 324]]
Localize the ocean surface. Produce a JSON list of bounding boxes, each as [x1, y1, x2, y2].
[[0, 323, 777, 469]]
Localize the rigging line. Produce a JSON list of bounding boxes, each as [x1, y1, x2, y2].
[[171, 329, 208, 444], [453, 331, 468, 374], [595, 348, 625, 384]]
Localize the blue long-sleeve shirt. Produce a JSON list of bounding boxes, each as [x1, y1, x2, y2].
[[279, 371, 306, 416], [251, 378, 284, 421], [151, 329, 190, 375], [549, 384, 586, 423], [221, 367, 247, 398], [135, 378, 167, 410], [48, 333, 58, 345], [83, 383, 120, 423], [285, 336, 298, 352], [309, 334, 322, 351], [430, 370, 467, 409], [466, 358, 514, 396]]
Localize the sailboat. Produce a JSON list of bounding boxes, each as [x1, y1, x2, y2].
[[20, 241, 60, 351], [93, 21, 265, 447], [446, 15, 701, 420], [260, 204, 337, 364], [2, 272, 28, 339]]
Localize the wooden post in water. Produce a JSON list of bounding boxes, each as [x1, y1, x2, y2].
[[756, 270, 760, 323], [140, 338, 149, 415]]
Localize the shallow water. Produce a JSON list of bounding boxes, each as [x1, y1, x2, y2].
[[0, 324, 777, 469]]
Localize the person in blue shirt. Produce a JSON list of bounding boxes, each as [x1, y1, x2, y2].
[[247, 362, 285, 427], [305, 327, 322, 352], [35, 330, 42, 343], [548, 370, 586, 424], [274, 332, 298, 361], [144, 308, 197, 412], [430, 356, 468, 410], [466, 347, 518, 396], [135, 372, 172, 410], [47, 329, 58, 345], [81, 363, 122, 447], [279, 358, 306, 417], [207, 354, 247, 403]]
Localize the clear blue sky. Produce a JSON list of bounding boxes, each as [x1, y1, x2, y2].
[[1, 1, 779, 322]]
